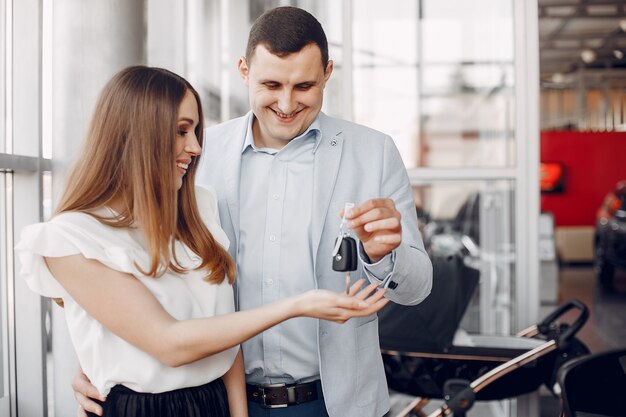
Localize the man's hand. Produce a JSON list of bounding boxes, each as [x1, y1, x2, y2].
[[72, 367, 105, 416], [342, 198, 402, 263]]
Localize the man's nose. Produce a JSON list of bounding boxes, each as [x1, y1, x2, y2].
[[276, 89, 296, 114]]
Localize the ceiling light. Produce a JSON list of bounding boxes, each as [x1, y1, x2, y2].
[[620, 19, 626, 32], [546, 6, 576, 16], [587, 5, 617, 16], [614, 49, 624, 59], [551, 73, 565, 84], [581, 49, 596, 63]]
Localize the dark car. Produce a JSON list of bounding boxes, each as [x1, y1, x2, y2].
[[594, 180, 626, 292]]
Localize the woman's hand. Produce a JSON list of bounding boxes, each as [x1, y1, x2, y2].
[[72, 367, 105, 416], [294, 279, 389, 323]]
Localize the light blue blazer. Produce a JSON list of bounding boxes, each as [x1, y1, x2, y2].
[[196, 111, 432, 417]]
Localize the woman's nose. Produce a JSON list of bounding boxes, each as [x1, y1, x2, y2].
[[185, 135, 201, 156]]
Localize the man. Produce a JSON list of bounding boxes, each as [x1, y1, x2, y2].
[[73, 6, 431, 417]]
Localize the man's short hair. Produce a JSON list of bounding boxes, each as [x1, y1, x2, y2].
[[246, 6, 329, 68]]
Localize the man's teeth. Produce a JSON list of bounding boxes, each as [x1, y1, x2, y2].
[[177, 162, 189, 170], [276, 111, 295, 118]]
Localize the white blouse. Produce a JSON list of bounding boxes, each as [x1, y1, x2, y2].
[[15, 185, 238, 396]]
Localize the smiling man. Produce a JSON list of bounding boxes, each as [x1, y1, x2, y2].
[[197, 7, 432, 417], [239, 42, 331, 150], [73, 6, 432, 417]]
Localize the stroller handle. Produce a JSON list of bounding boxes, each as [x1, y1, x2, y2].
[[537, 299, 589, 348]]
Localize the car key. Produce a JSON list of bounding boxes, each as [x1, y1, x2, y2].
[[333, 234, 357, 294]]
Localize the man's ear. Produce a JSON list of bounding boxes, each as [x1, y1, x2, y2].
[[323, 60, 334, 83], [237, 57, 250, 83]]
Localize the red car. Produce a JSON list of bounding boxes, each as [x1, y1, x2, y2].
[[595, 180, 626, 292]]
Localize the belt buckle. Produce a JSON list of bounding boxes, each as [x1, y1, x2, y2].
[[260, 383, 288, 409]]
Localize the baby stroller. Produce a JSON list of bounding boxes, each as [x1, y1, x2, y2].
[[378, 254, 589, 417], [556, 348, 626, 417]]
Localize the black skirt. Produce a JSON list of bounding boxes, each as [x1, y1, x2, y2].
[[87, 379, 230, 417]]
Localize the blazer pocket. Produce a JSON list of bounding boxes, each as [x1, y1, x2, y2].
[[355, 318, 385, 407]]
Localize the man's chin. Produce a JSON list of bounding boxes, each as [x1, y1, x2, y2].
[[271, 127, 304, 142]]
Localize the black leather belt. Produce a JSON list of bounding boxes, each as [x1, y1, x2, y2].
[[246, 380, 320, 408]]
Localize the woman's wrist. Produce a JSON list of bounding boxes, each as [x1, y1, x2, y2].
[[280, 293, 305, 319]]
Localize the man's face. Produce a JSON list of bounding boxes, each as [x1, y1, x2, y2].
[[238, 43, 333, 149]]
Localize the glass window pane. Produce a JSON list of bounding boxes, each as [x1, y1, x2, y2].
[[421, 0, 513, 64], [352, 0, 419, 168], [1, 0, 5, 154], [0, 173, 5, 397], [420, 0, 515, 168], [352, 0, 516, 169], [414, 180, 516, 335], [0, 173, 8, 406]]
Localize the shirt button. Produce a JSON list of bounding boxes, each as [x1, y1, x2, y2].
[[272, 194, 279, 200], [265, 279, 274, 286], [269, 234, 276, 242]]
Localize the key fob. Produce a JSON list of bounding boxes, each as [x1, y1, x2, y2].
[[332, 236, 358, 272]]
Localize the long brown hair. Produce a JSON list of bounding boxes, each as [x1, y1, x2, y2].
[[56, 66, 235, 284]]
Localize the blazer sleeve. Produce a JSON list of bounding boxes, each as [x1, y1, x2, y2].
[[366, 135, 432, 305]]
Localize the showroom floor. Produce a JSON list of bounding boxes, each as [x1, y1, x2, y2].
[[386, 265, 626, 417]]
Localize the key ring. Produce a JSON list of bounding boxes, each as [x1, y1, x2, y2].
[[332, 202, 355, 256]]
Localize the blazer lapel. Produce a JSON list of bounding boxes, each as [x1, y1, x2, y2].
[[223, 113, 251, 246], [312, 115, 344, 266]]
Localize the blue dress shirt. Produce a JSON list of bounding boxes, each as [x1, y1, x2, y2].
[[238, 115, 395, 385]]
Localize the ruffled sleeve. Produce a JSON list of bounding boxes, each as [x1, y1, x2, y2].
[[15, 212, 150, 299], [15, 221, 81, 299]]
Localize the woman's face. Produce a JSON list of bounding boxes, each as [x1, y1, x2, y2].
[[174, 90, 201, 190]]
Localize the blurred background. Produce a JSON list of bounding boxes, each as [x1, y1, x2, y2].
[[1, 1, 625, 416]]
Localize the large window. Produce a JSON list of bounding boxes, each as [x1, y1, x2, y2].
[[2, 0, 50, 415], [349, 0, 519, 334], [226, 2, 538, 415], [1, 173, 10, 416], [418, 0, 515, 169], [1, 1, 12, 414], [1, 0, 7, 410], [194, 0, 539, 373]]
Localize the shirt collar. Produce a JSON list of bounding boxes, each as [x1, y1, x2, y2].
[[241, 114, 322, 154]]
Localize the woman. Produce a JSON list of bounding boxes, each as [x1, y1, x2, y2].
[[16, 66, 387, 417]]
